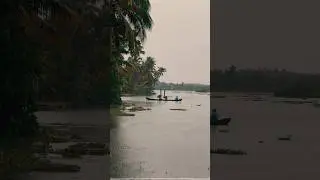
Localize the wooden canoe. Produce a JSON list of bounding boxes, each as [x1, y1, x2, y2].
[[146, 97, 182, 102]]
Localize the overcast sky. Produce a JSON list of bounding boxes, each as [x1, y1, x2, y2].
[[214, 0, 320, 73], [144, 0, 210, 85], [143, 0, 320, 85]]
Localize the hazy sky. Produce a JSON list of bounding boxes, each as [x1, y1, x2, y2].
[[214, 0, 320, 73], [144, 0, 210, 84]]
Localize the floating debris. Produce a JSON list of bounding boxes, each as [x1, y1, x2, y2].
[[128, 106, 151, 112], [32, 159, 80, 172], [279, 100, 305, 104], [218, 129, 229, 133], [111, 108, 135, 116], [117, 112, 135, 116], [51, 142, 110, 156], [277, 135, 292, 141], [211, 148, 247, 155], [169, 108, 187, 111], [251, 98, 264, 101]]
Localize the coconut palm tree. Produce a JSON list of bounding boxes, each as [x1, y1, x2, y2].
[[0, 0, 155, 139]]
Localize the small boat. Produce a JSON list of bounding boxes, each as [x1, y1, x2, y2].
[[146, 97, 182, 102], [211, 118, 231, 126]]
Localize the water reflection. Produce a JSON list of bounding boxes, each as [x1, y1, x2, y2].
[[110, 91, 210, 178]]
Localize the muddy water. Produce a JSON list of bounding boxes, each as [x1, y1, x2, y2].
[[211, 92, 320, 180], [26, 91, 209, 180], [110, 91, 210, 179], [27, 109, 112, 180]]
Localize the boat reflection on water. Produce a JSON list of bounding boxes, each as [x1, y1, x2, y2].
[[145, 97, 182, 102]]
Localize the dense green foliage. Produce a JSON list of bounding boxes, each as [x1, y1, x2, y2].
[[120, 56, 166, 95], [0, 0, 166, 177], [155, 82, 210, 92], [1, 0, 41, 139], [212, 66, 320, 98], [34, 0, 156, 106], [1, 0, 165, 141]]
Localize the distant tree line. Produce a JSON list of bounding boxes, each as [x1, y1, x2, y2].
[[212, 65, 320, 98], [155, 82, 210, 92]]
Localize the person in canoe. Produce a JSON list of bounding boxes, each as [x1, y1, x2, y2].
[[157, 94, 162, 100], [210, 109, 219, 125], [175, 96, 179, 101]]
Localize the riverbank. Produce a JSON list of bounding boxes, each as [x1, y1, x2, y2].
[[26, 123, 111, 180], [0, 124, 111, 180], [6, 93, 208, 179], [18, 102, 122, 180], [24, 100, 152, 180]]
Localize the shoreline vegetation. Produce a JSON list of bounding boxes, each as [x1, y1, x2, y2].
[[212, 66, 320, 98], [0, 0, 169, 178], [155, 82, 210, 93]]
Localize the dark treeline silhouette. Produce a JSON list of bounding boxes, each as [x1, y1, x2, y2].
[[155, 82, 210, 92], [212, 65, 320, 98], [120, 56, 166, 96], [1, 0, 164, 178], [1, 0, 160, 138]]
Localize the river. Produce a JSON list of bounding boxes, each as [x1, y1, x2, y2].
[[211, 92, 320, 180], [110, 91, 210, 179], [28, 91, 210, 180]]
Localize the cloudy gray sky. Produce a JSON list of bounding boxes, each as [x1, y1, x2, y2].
[[144, 0, 210, 84], [143, 0, 320, 85], [214, 0, 320, 73]]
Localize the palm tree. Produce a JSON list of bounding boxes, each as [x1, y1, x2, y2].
[[30, 0, 153, 104], [0, 0, 155, 138]]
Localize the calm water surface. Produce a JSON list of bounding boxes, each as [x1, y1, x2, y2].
[[110, 91, 210, 178], [211, 92, 320, 180], [29, 91, 210, 180]]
